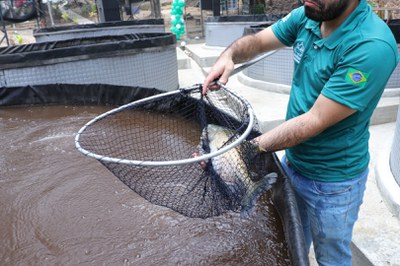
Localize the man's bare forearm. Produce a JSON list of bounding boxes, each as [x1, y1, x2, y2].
[[223, 34, 265, 64], [220, 27, 283, 64], [254, 95, 357, 153], [254, 112, 323, 153], [202, 27, 284, 93]]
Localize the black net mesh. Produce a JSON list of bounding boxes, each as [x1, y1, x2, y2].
[[76, 85, 277, 218]]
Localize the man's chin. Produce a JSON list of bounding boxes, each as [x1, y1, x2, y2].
[[305, 9, 323, 22]]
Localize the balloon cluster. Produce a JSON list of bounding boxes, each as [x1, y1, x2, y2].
[[170, 0, 185, 40]]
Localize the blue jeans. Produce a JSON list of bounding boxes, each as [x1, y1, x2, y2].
[[281, 155, 368, 266]]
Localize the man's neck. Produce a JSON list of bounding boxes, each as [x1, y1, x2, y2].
[[320, 0, 360, 38]]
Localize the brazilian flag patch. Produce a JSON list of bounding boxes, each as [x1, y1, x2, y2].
[[345, 67, 369, 86]]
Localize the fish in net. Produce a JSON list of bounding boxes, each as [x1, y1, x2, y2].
[[75, 84, 277, 218]]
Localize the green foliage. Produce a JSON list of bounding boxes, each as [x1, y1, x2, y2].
[[80, 3, 97, 17], [91, 3, 97, 13], [252, 3, 265, 14], [368, 1, 376, 8], [15, 35, 23, 44], [81, 4, 91, 16], [61, 12, 71, 22]]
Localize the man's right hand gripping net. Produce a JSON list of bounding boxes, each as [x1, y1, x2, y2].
[[75, 84, 277, 218]]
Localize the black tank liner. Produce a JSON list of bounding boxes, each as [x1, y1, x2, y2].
[[243, 22, 274, 36], [33, 19, 165, 33], [33, 19, 166, 42], [205, 14, 287, 23]]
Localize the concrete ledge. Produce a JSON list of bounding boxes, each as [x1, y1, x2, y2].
[[351, 242, 375, 266], [184, 43, 223, 68], [237, 72, 291, 94], [371, 96, 400, 125], [375, 145, 400, 218], [176, 48, 191, 70], [382, 87, 400, 97], [352, 123, 400, 266]]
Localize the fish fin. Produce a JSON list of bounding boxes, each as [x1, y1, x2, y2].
[[240, 172, 278, 219]]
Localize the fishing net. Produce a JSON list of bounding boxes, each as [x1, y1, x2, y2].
[[75, 84, 277, 218]]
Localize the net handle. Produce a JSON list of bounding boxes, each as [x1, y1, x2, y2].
[[75, 85, 255, 167]]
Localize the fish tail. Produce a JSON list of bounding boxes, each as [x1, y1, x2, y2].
[[240, 172, 278, 219]]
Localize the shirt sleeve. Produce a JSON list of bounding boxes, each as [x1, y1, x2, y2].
[[271, 7, 304, 47], [322, 40, 398, 111]]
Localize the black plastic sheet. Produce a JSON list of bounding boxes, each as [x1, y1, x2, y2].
[[205, 14, 287, 23], [32, 19, 165, 34], [243, 22, 275, 36], [0, 84, 161, 106], [385, 19, 400, 43]]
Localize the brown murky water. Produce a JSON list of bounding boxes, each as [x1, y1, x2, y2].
[[0, 105, 290, 265]]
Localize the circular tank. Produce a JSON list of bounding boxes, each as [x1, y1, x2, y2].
[[33, 19, 165, 42], [390, 106, 400, 186], [0, 33, 179, 91], [204, 14, 286, 47], [0, 84, 309, 265]]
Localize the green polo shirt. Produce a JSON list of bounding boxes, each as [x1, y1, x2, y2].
[[271, 0, 399, 181]]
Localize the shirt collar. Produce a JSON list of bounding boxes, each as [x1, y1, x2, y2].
[[305, 0, 369, 49]]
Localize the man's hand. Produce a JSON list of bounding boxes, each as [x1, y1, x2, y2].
[[191, 152, 207, 169], [202, 54, 235, 95], [202, 27, 284, 95]]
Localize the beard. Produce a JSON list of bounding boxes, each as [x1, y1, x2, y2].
[[304, 0, 351, 21]]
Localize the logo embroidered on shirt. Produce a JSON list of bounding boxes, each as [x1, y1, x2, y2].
[[293, 42, 304, 63], [345, 67, 369, 86]]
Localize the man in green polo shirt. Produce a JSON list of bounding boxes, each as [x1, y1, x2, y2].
[[203, 0, 399, 265]]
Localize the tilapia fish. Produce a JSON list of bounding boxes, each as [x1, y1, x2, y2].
[[200, 124, 277, 218]]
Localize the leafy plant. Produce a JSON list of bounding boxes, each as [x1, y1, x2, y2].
[[81, 4, 91, 16], [368, 0, 385, 19], [368, 0, 376, 8], [253, 3, 265, 14], [91, 3, 97, 13], [61, 12, 71, 22], [15, 34, 23, 44]]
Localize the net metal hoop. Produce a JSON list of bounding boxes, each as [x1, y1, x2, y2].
[[74, 84, 255, 167]]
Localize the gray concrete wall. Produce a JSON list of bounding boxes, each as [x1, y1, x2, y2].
[[390, 106, 400, 185]]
